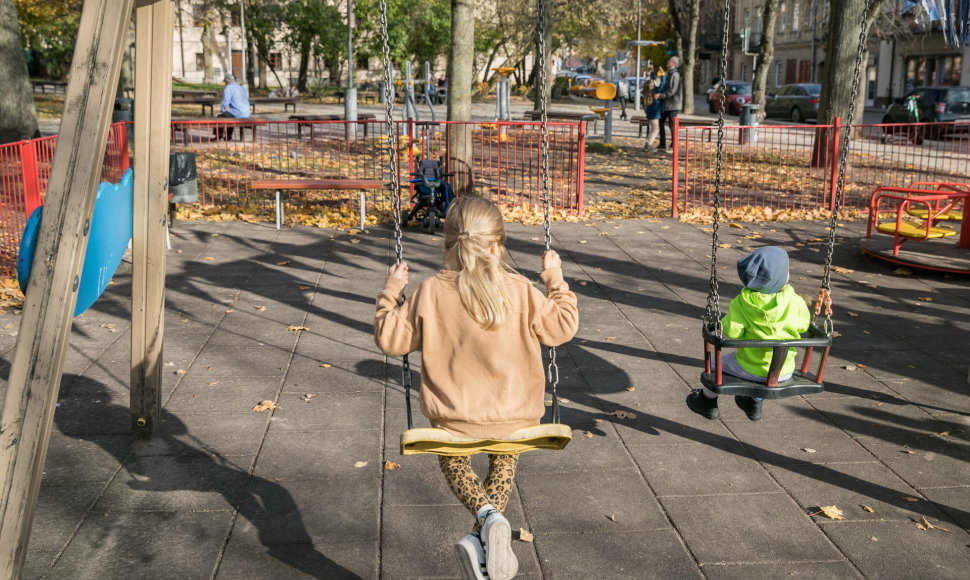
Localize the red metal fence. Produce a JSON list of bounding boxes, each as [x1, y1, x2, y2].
[[674, 117, 970, 217], [170, 119, 586, 214], [0, 123, 129, 277]]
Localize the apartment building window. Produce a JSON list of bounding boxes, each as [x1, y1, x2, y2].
[[268, 53, 282, 69], [775, 61, 783, 86], [792, 2, 800, 32], [778, 3, 786, 33], [942, 55, 962, 85]]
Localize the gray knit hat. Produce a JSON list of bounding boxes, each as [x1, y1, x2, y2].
[[737, 246, 789, 294]]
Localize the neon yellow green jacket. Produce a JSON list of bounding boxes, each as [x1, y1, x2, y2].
[[722, 286, 811, 378]]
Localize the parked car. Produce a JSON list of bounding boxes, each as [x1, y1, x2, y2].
[[764, 83, 821, 122], [707, 80, 753, 115], [882, 86, 970, 140]]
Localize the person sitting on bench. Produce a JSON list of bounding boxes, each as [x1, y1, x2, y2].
[[216, 74, 250, 141]]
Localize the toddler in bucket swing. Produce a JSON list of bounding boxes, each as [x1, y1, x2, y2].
[[687, 246, 811, 421], [374, 195, 579, 580]]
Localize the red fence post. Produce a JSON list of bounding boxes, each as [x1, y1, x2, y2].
[[19, 140, 42, 215], [577, 122, 586, 214], [118, 122, 131, 172], [672, 116, 681, 218], [828, 116, 841, 213]]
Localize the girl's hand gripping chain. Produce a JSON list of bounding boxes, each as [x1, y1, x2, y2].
[[541, 250, 561, 271]]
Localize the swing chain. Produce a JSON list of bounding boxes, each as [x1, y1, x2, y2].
[[817, 1, 872, 330], [378, 0, 414, 424], [537, 0, 552, 252], [704, 0, 732, 333], [378, 0, 403, 265], [537, 0, 561, 423]]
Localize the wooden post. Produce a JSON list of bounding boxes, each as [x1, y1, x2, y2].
[[130, 0, 173, 435], [0, 0, 135, 574]]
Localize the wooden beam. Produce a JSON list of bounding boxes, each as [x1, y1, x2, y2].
[[0, 0, 136, 574], [130, 0, 173, 435]]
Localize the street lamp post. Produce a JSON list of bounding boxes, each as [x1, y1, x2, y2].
[[240, 0, 247, 90]]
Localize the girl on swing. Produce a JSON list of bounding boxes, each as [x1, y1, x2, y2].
[[375, 195, 579, 580]]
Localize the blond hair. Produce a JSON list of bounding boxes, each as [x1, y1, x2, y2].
[[442, 195, 512, 330]]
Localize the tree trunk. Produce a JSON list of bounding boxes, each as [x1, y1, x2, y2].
[[810, 0, 879, 167], [447, 0, 474, 194], [202, 24, 216, 83], [681, 0, 700, 113], [0, 0, 40, 143], [297, 40, 310, 92], [117, 17, 135, 99], [752, 0, 779, 118], [532, 0, 552, 112]]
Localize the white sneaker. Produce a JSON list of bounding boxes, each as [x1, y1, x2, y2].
[[480, 510, 518, 580], [454, 533, 488, 580]]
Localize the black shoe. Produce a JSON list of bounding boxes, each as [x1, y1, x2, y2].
[[735, 396, 764, 421], [686, 389, 720, 420]]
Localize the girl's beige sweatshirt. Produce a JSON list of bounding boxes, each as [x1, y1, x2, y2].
[[375, 267, 578, 438]]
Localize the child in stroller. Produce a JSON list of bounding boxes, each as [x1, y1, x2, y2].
[[402, 156, 454, 233]]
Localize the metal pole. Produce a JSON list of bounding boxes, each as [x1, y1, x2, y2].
[[810, 1, 817, 83], [345, 0, 357, 123], [635, 0, 642, 111], [240, 0, 247, 89]]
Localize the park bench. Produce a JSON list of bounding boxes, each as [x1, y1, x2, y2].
[[288, 113, 377, 137], [630, 116, 717, 137], [171, 118, 261, 144], [522, 110, 595, 123], [249, 96, 301, 113], [172, 96, 220, 116], [31, 80, 68, 94], [249, 179, 386, 230]]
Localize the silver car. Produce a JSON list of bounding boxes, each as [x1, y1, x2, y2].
[[764, 83, 821, 122]]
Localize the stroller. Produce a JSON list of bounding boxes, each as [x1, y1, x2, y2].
[[402, 156, 454, 233]]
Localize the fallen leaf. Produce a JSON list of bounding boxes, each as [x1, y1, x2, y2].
[[350, 239, 361, 244], [937, 431, 950, 437], [319, 363, 332, 368], [842, 365, 858, 371], [298, 285, 312, 290], [287, 325, 309, 331], [204, 256, 215, 261], [728, 222, 744, 229], [578, 240, 588, 244], [607, 514, 617, 522], [902, 496, 920, 502], [225, 309, 236, 313], [802, 448, 817, 453], [625, 386, 636, 392], [892, 267, 913, 276], [605, 336, 617, 341], [276, 260, 291, 266], [300, 393, 317, 403], [819, 505, 845, 520], [861, 504, 875, 513], [578, 281, 589, 286], [916, 297, 933, 302], [846, 312, 859, 317], [175, 369, 187, 376], [208, 381, 220, 386], [163, 362, 175, 367], [517, 528, 534, 542], [900, 449, 916, 454], [833, 266, 855, 274], [354, 461, 368, 468], [252, 400, 278, 412], [384, 461, 401, 470], [608, 410, 637, 420], [915, 515, 953, 532], [718, 243, 732, 248], [254, 306, 267, 312], [99, 323, 116, 329], [583, 431, 594, 438]]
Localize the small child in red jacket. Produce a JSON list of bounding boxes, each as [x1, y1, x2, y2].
[[375, 195, 578, 580]]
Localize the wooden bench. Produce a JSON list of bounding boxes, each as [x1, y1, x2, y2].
[[172, 118, 261, 143], [523, 110, 596, 122], [288, 113, 377, 137], [172, 97, 220, 116], [249, 96, 300, 113], [249, 179, 386, 229], [32, 80, 68, 94]]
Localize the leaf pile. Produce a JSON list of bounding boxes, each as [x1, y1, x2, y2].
[[0, 279, 24, 314], [679, 205, 868, 224]]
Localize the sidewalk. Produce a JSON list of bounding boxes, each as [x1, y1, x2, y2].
[[1, 217, 967, 579]]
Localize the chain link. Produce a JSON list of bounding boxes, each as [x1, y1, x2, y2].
[[705, 0, 732, 333], [817, 1, 872, 331]]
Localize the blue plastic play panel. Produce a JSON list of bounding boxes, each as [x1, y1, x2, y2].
[[17, 168, 134, 316]]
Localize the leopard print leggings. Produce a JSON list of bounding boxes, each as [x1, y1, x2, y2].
[[439, 454, 519, 529]]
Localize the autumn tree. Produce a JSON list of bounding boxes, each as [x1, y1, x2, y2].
[[1, 0, 39, 144], [751, 0, 778, 117], [667, 0, 699, 113]]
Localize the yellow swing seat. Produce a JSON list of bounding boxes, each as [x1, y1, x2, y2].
[[401, 424, 572, 456]]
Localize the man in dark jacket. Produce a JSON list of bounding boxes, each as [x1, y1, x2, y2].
[[654, 56, 682, 151]]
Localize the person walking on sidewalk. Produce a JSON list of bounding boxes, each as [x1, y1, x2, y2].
[[643, 78, 662, 150], [654, 55, 682, 151], [686, 246, 811, 421], [374, 195, 578, 580]]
